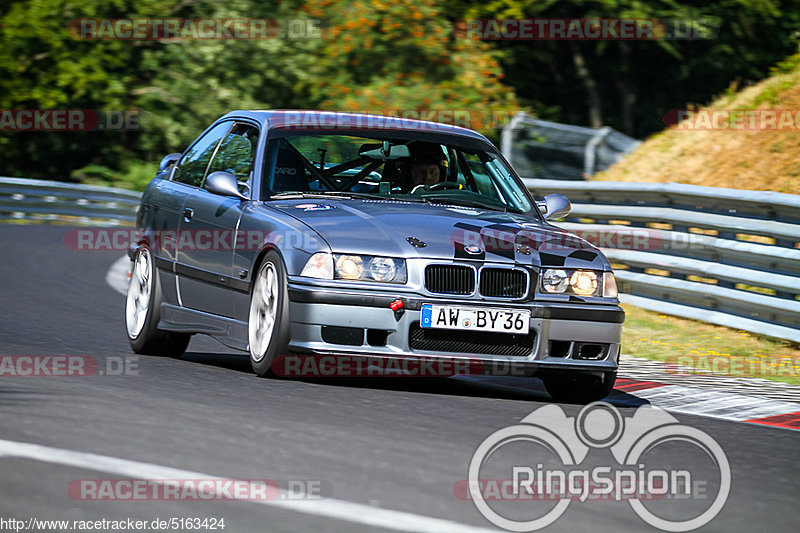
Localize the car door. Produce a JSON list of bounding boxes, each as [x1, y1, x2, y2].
[[140, 171, 190, 307], [175, 121, 259, 318]]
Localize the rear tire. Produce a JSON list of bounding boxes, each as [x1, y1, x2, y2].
[[543, 371, 617, 404], [125, 248, 190, 357], [248, 251, 290, 377]]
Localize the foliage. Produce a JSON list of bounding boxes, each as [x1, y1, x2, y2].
[[304, 0, 518, 125], [442, 0, 800, 136], [0, 0, 798, 188]]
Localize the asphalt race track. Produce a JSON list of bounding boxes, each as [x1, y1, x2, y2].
[[1, 224, 798, 532]]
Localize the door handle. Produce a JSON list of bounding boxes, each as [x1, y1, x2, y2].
[[183, 207, 194, 222]]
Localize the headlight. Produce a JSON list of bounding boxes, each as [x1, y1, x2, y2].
[[300, 252, 333, 279], [603, 271, 618, 298], [367, 256, 398, 282], [335, 255, 364, 280], [541, 269, 569, 293], [302, 253, 406, 283], [540, 268, 615, 298], [570, 270, 598, 296]]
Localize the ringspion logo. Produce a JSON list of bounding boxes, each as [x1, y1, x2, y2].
[[464, 402, 729, 531]]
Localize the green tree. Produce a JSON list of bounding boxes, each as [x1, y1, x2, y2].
[[443, 0, 800, 136], [0, 0, 320, 181], [304, 0, 520, 132]]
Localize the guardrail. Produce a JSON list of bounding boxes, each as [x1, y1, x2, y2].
[[501, 112, 641, 179], [2, 176, 798, 343], [525, 178, 800, 343], [0, 176, 139, 225]]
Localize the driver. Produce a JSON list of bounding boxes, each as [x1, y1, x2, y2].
[[410, 159, 442, 188]]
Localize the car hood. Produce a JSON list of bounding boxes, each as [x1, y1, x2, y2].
[[267, 198, 609, 269]]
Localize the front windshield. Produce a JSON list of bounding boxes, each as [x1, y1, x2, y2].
[[264, 132, 535, 215]]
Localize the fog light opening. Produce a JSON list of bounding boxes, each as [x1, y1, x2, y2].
[[367, 329, 389, 347], [321, 326, 364, 346], [549, 341, 572, 358], [575, 343, 607, 360]]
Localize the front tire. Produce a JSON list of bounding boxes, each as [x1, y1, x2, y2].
[[248, 251, 290, 377], [543, 371, 617, 404], [125, 247, 190, 357]]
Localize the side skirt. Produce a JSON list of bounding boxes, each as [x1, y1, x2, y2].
[[158, 303, 249, 352]]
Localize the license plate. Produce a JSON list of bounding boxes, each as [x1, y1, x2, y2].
[[420, 304, 530, 334]]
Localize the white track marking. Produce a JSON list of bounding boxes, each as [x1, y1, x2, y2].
[[0, 438, 501, 533], [629, 385, 800, 421], [106, 255, 130, 296], [619, 354, 800, 403]]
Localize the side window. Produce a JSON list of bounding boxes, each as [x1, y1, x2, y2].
[[267, 138, 312, 195], [206, 123, 259, 186], [172, 122, 232, 187]]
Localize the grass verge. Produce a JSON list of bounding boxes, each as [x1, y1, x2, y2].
[[621, 304, 800, 386]]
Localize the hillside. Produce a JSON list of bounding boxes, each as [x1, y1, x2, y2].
[[595, 48, 800, 194]]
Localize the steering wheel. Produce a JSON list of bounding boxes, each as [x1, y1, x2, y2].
[[428, 181, 461, 191], [410, 181, 461, 194]]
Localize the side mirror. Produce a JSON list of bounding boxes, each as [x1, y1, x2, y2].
[[205, 171, 248, 201], [538, 193, 571, 220], [158, 153, 181, 173]]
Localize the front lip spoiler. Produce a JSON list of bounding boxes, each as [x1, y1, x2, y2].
[[287, 284, 625, 323]]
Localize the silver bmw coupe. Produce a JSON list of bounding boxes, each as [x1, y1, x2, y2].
[[125, 110, 623, 403]]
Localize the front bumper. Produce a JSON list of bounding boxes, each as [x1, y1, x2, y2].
[[285, 281, 623, 377]]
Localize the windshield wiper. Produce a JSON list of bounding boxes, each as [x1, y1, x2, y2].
[[320, 191, 427, 202], [268, 191, 426, 203], [421, 196, 508, 213], [268, 192, 335, 199]]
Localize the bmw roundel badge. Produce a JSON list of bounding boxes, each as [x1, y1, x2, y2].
[[464, 245, 482, 255]]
